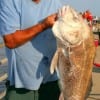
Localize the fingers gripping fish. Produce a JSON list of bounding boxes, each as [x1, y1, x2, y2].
[[50, 6, 96, 100]]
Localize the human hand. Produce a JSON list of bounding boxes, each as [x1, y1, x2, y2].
[[58, 6, 67, 17], [43, 13, 57, 27]]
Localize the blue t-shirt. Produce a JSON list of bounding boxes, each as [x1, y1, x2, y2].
[[0, 0, 65, 90]]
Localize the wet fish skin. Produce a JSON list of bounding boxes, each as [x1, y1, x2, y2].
[[50, 6, 96, 100], [58, 35, 95, 100]]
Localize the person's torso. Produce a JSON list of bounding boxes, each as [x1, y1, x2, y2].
[[6, 0, 63, 90]]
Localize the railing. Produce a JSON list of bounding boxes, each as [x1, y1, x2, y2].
[[0, 43, 8, 99]]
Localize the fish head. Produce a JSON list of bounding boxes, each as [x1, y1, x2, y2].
[[52, 5, 90, 46]]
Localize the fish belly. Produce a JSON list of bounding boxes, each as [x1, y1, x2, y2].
[[58, 34, 95, 100]]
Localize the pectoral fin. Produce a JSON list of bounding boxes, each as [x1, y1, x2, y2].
[[50, 49, 59, 74]]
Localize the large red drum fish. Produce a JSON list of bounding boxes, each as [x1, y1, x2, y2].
[[50, 6, 96, 100]]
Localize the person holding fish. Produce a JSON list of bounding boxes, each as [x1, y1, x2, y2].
[[0, 0, 68, 100]]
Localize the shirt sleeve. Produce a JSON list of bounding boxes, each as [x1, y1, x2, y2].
[[0, 0, 21, 36]]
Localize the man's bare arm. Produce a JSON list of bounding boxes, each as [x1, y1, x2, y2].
[[3, 14, 57, 49]]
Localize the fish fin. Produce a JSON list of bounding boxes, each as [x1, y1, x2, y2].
[[50, 49, 59, 74]]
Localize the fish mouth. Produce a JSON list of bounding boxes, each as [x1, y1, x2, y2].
[[58, 27, 83, 46]]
